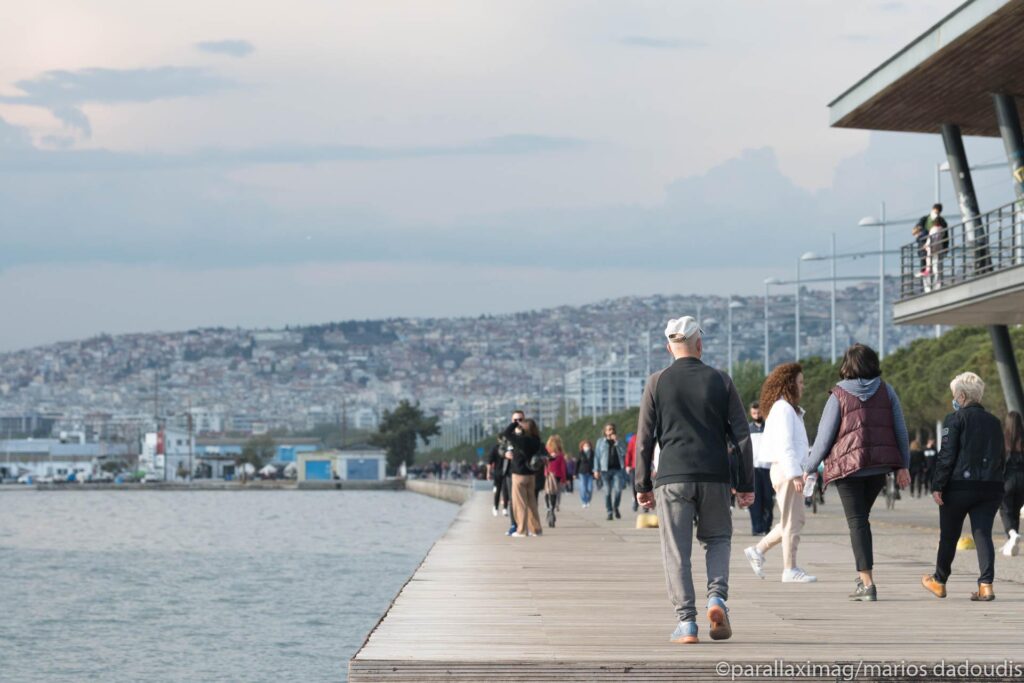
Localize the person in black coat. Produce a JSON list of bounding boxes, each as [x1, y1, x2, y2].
[[922, 372, 1006, 601], [503, 418, 544, 537]]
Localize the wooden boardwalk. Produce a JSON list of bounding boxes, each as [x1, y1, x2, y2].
[[350, 489, 1024, 681]]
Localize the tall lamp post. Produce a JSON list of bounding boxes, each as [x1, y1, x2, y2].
[[727, 299, 744, 375], [763, 277, 781, 374], [858, 202, 888, 357]]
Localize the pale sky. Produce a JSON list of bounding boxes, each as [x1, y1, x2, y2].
[[0, 0, 1014, 351]]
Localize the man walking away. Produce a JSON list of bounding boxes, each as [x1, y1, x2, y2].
[[747, 402, 772, 535], [635, 316, 754, 645], [596, 423, 628, 521]]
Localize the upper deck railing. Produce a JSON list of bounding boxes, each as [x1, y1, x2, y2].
[[899, 200, 1024, 300]]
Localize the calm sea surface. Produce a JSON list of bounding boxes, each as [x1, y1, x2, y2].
[[0, 490, 458, 682]]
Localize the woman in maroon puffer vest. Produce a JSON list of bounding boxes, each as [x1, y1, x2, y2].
[[805, 344, 911, 602]]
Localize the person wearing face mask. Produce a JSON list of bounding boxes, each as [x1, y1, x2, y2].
[[922, 372, 1006, 601], [575, 440, 596, 508]]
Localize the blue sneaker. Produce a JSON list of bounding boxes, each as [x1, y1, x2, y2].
[[706, 596, 732, 640], [505, 524, 518, 536], [669, 620, 698, 644]]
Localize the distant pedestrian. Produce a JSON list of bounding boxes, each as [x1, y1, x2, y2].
[[575, 440, 595, 508], [488, 442, 511, 517], [909, 437, 926, 499], [746, 401, 772, 535], [595, 423, 628, 521], [923, 437, 938, 490], [922, 373, 1005, 601], [625, 432, 642, 512], [635, 316, 754, 645], [544, 435, 568, 527], [744, 363, 816, 583], [565, 451, 575, 494], [503, 417, 544, 537], [999, 411, 1024, 557], [806, 343, 911, 602]]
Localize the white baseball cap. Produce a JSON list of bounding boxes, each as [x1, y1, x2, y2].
[[664, 316, 702, 342]]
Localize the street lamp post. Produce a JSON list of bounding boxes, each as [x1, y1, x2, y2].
[[830, 234, 837, 362], [727, 299, 744, 375], [859, 201, 888, 357], [795, 257, 802, 362], [763, 277, 781, 374]]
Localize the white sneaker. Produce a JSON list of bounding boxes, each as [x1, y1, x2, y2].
[[782, 567, 817, 583], [1001, 530, 1019, 557], [492, 506, 498, 517], [502, 508, 509, 517], [744, 546, 765, 579]]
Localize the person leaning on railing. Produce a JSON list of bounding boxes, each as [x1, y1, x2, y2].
[[922, 372, 1006, 602]]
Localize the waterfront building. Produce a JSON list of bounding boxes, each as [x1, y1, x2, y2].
[[336, 446, 387, 481]]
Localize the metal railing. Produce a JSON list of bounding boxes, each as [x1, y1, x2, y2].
[[899, 200, 1024, 300]]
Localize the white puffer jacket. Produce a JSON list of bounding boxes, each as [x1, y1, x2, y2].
[[762, 399, 809, 487]]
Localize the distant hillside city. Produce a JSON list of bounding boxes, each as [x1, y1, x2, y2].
[[0, 277, 935, 448]]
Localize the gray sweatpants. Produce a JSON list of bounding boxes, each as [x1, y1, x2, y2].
[[655, 481, 733, 622]]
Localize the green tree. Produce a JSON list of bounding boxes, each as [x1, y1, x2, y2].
[[372, 400, 440, 471], [238, 433, 277, 470], [731, 360, 766, 408]]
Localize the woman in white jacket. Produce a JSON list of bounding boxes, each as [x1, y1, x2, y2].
[[744, 362, 816, 583]]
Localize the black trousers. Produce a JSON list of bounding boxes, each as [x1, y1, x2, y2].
[[833, 474, 886, 572], [1001, 471, 1024, 535], [493, 475, 510, 509], [935, 485, 1002, 584], [748, 467, 774, 534]]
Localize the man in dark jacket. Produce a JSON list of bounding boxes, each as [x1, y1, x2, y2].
[[635, 316, 753, 645]]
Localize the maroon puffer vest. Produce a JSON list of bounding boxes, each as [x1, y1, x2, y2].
[[822, 383, 903, 486]]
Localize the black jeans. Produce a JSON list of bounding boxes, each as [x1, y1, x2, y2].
[[935, 485, 1002, 584], [748, 467, 774, 534], [493, 475, 510, 510], [1001, 470, 1024, 536], [833, 474, 886, 572]]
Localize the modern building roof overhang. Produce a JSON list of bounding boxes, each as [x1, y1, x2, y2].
[[829, 0, 1024, 135]]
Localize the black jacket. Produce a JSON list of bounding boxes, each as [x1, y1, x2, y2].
[[634, 357, 753, 493], [932, 404, 1005, 491], [575, 449, 595, 476], [503, 423, 542, 476]]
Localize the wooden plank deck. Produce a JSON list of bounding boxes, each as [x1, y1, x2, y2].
[[350, 490, 1024, 681]]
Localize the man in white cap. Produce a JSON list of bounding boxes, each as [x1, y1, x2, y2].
[[634, 316, 754, 645]]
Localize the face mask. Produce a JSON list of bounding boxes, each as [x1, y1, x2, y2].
[[952, 399, 961, 411]]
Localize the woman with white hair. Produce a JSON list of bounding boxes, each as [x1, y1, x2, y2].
[[922, 372, 1006, 602]]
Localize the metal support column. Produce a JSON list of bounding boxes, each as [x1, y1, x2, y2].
[[991, 325, 1024, 416], [994, 92, 1024, 265], [991, 94, 1024, 415], [941, 123, 990, 272]]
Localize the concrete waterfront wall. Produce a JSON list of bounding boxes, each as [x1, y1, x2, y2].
[[403, 479, 473, 504]]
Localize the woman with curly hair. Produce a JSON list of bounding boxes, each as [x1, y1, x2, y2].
[[744, 363, 816, 583]]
